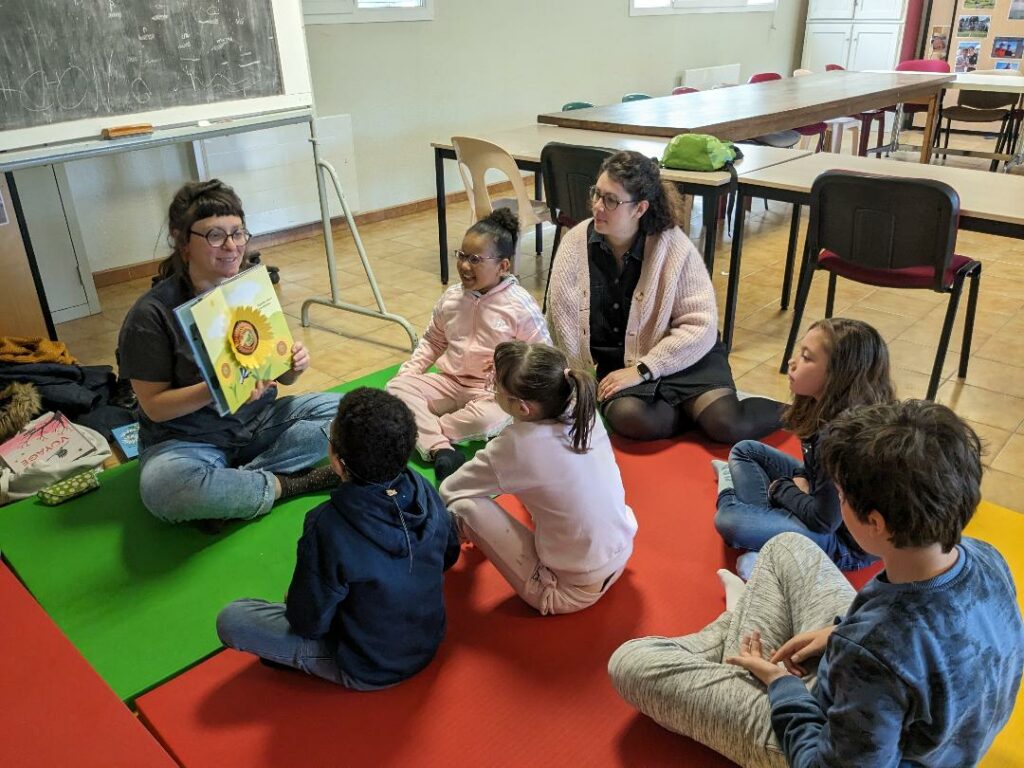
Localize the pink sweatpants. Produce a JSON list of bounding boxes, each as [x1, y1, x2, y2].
[[449, 497, 623, 616], [386, 372, 510, 459]]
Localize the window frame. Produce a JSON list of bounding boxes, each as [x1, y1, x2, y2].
[[629, 0, 777, 16], [303, 0, 434, 25]]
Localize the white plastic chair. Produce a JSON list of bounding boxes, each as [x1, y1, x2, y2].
[[451, 136, 551, 273], [793, 68, 861, 154]]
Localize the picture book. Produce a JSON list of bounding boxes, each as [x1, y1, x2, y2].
[[111, 423, 140, 460], [0, 412, 97, 475], [174, 265, 294, 416]]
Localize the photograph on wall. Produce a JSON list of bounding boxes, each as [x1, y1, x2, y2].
[[1011, 0, 1024, 20], [992, 37, 1024, 58], [957, 15, 992, 37], [964, 0, 995, 8], [955, 40, 982, 71], [995, 61, 1021, 69], [929, 26, 951, 58]]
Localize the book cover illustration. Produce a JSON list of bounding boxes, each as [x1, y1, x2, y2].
[[0, 412, 97, 475], [175, 266, 294, 416], [111, 423, 140, 460]]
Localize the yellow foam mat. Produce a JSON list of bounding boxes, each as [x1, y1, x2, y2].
[[968, 501, 1024, 768]]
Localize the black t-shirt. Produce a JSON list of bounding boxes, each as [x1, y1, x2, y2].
[[587, 223, 645, 379], [117, 274, 274, 451]]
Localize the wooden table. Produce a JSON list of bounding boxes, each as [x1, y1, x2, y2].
[[723, 152, 1024, 349], [431, 125, 809, 283], [537, 71, 951, 164]]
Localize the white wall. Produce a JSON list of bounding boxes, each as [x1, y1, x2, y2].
[[49, 0, 802, 274]]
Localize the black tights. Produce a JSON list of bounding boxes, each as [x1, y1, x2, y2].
[[603, 393, 783, 444]]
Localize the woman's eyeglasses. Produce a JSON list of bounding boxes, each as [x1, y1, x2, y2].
[[454, 249, 501, 265], [190, 227, 252, 248], [589, 186, 637, 211]]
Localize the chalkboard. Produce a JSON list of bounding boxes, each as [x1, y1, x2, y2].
[[0, 0, 312, 153], [0, 0, 284, 131]]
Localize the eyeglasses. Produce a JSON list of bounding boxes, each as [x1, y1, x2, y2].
[[189, 227, 252, 248], [589, 186, 637, 211], [454, 249, 501, 266]]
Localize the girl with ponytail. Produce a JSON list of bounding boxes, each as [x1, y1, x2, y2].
[[441, 341, 637, 616]]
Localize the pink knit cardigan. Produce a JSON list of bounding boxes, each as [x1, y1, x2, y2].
[[546, 219, 718, 380]]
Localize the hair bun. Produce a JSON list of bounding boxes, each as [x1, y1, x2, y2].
[[485, 207, 520, 239]]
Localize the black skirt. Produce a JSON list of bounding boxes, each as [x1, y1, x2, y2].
[[603, 340, 736, 407]]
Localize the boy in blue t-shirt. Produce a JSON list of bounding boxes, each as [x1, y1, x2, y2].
[[217, 387, 461, 689], [610, 400, 1023, 767]]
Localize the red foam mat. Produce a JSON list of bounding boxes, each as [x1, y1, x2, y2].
[[0, 561, 176, 768], [136, 433, 880, 767]]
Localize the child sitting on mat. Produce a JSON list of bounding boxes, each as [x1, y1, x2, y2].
[[610, 400, 1024, 767], [387, 208, 550, 484], [713, 318, 894, 583], [441, 341, 636, 616], [216, 388, 461, 689]]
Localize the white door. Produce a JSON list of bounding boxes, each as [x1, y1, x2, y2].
[[802, 23, 853, 73], [849, 23, 904, 72], [854, 0, 905, 21], [808, 0, 857, 20]]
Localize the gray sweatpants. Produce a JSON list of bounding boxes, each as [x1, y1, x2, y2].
[[608, 532, 857, 768]]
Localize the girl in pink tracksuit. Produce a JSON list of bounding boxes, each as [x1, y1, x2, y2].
[[386, 209, 550, 482], [440, 341, 637, 616]]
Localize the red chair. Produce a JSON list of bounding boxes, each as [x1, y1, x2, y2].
[[748, 72, 828, 151], [781, 171, 980, 401], [827, 63, 886, 155], [671, 86, 699, 95]]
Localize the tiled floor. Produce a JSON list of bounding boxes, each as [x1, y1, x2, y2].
[[58, 133, 1024, 511]]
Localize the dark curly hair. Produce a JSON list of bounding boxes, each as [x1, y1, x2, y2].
[[599, 151, 687, 235], [784, 318, 896, 439], [330, 388, 417, 483], [467, 207, 520, 260], [820, 400, 982, 552], [159, 179, 245, 281]]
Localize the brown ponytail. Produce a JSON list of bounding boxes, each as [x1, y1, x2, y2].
[[493, 341, 598, 453]]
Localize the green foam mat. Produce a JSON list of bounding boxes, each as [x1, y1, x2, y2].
[[0, 363, 476, 702]]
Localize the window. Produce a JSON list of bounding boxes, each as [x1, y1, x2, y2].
[[630, 0, 776, 15], [303, 0, 433, 25]]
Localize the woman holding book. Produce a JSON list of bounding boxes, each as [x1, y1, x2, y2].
[[117, 180, 340, 526]]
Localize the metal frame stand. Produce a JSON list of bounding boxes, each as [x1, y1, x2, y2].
[[301, 123, 417, 351]]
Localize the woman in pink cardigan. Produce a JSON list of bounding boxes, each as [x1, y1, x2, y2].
[[546, 151, 780, 443]]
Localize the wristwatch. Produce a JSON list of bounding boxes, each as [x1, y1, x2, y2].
[[636, 362, 653, 382]]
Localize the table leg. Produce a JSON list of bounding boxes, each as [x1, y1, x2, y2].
[[702, 190, 720, 273], [919, 94, 939, 164], [781, 204, 801, 310], [435, 148, 449, 285], [534, 171, 543, 255], [723, 191, 746, 351]]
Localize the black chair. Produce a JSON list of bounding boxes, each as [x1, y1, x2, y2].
[[539, 142, 613, 309], [936, 90, 1020, 172], [781, 171, 981, 401]]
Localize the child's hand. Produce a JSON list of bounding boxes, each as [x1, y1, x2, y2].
[[770, 625, 834, 676], [725, 630, 791, 686], [792, 476, 811, 494], [598, 367, 643, 401]]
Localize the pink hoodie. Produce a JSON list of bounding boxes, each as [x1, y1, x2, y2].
[[399, 277, 551, 384]]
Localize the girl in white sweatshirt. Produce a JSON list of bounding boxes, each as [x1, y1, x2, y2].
[[440, 341, 637, 616]]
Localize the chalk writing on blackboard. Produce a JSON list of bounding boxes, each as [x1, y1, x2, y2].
[[0, 0, 284, 132]]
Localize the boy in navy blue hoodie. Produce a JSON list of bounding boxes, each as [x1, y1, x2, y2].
[[217, 387, 461, 689]]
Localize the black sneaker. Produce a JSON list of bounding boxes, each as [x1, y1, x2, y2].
[[433, 448, 466, 485]]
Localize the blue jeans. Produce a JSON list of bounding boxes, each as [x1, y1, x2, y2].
[[714, 440, 873, 571], [217, 599, 388, 690], [139, 392, 341, 523]]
